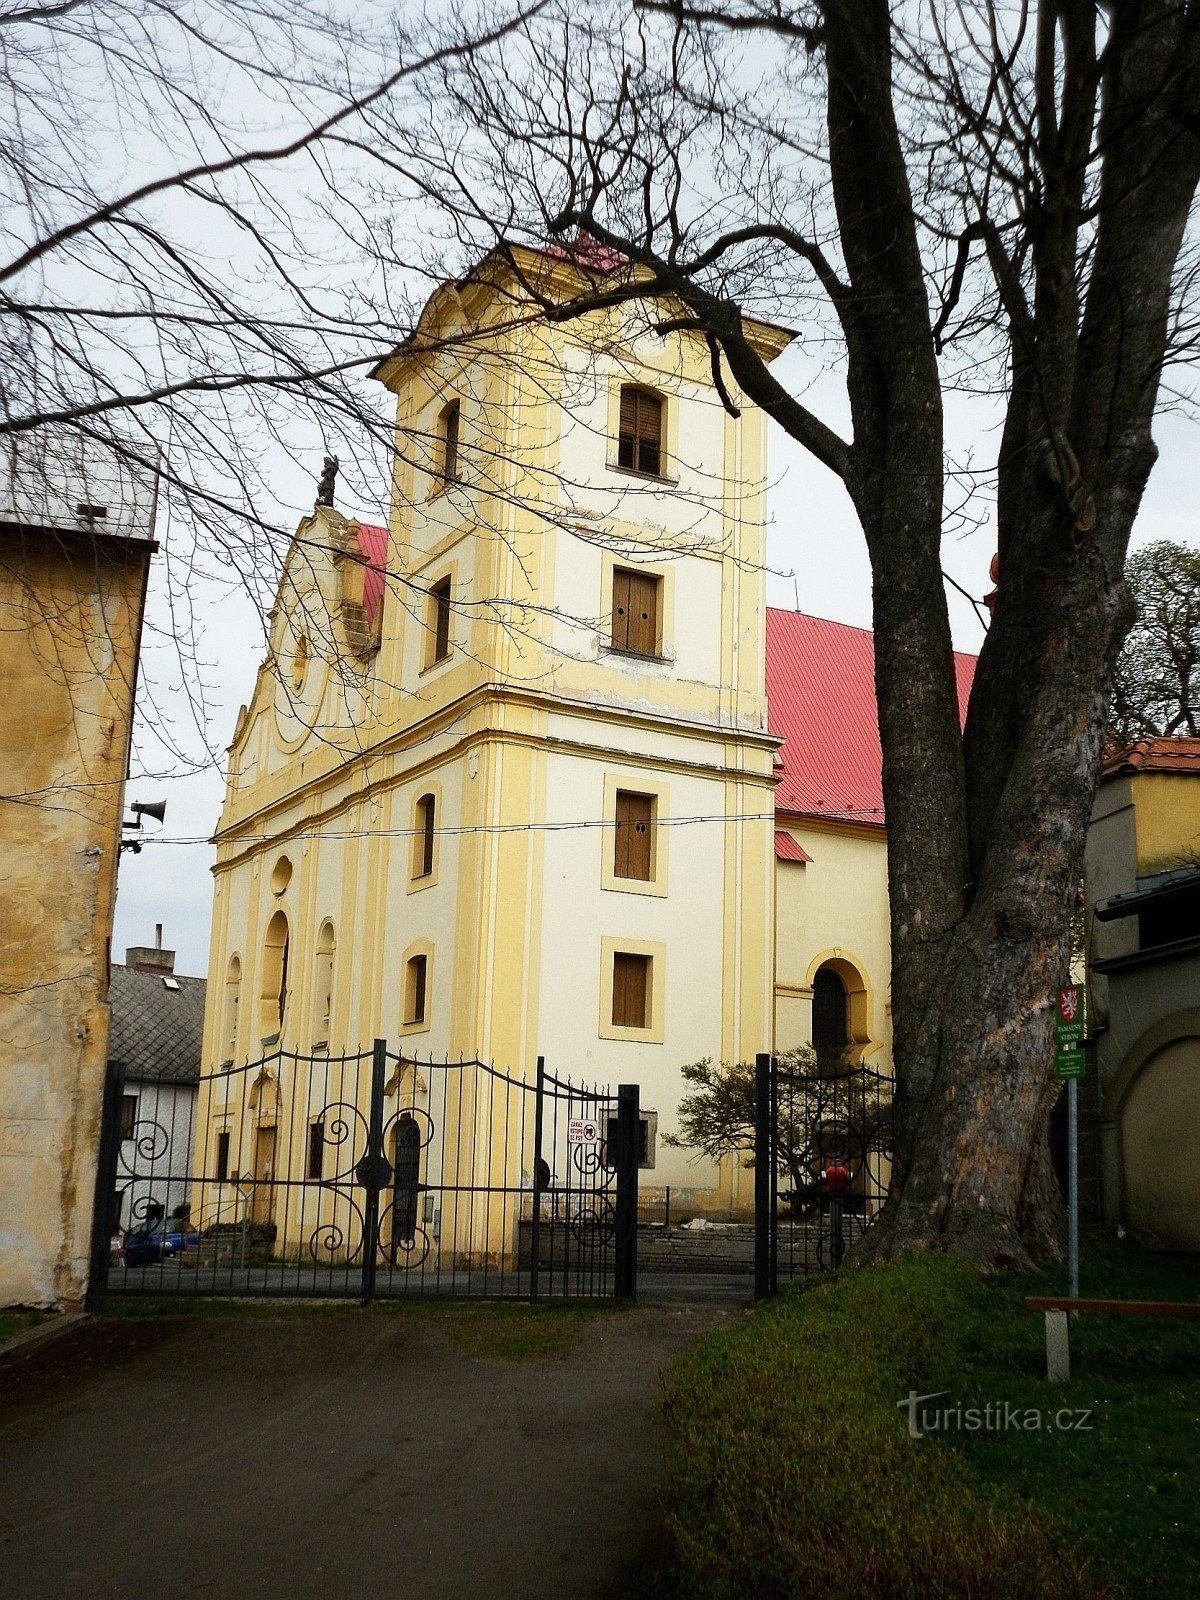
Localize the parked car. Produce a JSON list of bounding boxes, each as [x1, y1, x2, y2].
[[123, 1219, 199, 1267]]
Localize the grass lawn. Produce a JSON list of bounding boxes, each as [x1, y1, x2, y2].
[[100, 1292, 611, 1360], [657, 1238, 1200, 1600], [0, 1310, 53, 1346]]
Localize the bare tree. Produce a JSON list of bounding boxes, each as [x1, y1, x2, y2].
[[354, 0, 1200, 1264], [1111, 540, 1200, 740]]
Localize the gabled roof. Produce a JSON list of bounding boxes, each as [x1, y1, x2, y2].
[[107, 965, 206, 1084], [774, 829, 812, 863], [355, 522, 387, 631], [766, 609, 977, 828], [1102, 736, 1200, 779]]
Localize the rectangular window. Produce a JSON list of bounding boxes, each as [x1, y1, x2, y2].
[[617, 387, 663, 476], [215, 1129, 231, 1183], [440, 400, 461, 482], [605, 1114, 655, 1168], [611, 567, 660, 658], [614, 791, 654, 881], [414, 793, 436, 878], [405, 954, 428, 1026], [429, 577, 452, 664], [120, 1093, 138, 1141], [307, 1119, 325, 1181], [611, 951, 651, 1029]]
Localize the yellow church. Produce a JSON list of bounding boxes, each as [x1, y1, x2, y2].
[[195, 243, 955, 1263]]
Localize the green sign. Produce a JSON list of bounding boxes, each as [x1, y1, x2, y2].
[[1055, 1046, 1085, 1081], [1054, 985, 1086, 1046]]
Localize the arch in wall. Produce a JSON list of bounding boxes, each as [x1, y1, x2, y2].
[[259, 908, 290, 1040], [1104, 1008, 1200, 1251], [314, 919, 335, 1042], [222, 954, 242, 1064], [803, 950, 878, 1066]]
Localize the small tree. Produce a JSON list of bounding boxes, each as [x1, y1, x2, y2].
[[1111, 542, 1200, 743], [667, 1050, 893, 1215]]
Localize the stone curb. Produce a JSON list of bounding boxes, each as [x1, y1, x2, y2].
[[0, 1311, 87, 1361]]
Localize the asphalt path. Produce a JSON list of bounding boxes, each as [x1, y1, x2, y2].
[[0, 1301, 730, 1600]]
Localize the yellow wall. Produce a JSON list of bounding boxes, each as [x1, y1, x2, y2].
[[0, 527, 150, 1306], [773, 815, 893, 1068], [1131, 773, 1200, 875]]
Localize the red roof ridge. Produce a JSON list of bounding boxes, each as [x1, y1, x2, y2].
[[1102, 735, 1200, 778]]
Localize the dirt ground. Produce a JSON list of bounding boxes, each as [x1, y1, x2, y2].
[[0, 1301, 730, 1600]]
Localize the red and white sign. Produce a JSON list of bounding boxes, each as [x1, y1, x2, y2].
[[568, 1118, 600, 1145], [1058, 987, 1080, 1023]]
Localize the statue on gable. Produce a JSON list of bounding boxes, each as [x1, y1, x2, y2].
[[315, 453, 338, 508]]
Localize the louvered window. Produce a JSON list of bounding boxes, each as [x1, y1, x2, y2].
[[614, 791, 654, 881], [611, 566, 661, 657], [612, 951, 651, 1029], [617, 387, 663, 476]]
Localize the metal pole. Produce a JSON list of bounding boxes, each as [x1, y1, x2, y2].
[[85, 1059, 126, 1311], [754, 1053, 771, 1300], [359, 1039, 387, 1305], [1068, 1075, 1079, 1304], [614, 1083, 639, 1300], [530, 1056, 545, 1304]]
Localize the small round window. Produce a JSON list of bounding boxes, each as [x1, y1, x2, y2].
[[270, 855, 293, 895], [290, 632, 310, 693]]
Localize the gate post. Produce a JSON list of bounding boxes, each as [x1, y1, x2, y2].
[[85, 1058, 126, 1311], [530, 1056, 546, 1304], [754, 1053, 773, 1301], [359, 1040, 388, 1305], [614, 1083, 640, 1300]]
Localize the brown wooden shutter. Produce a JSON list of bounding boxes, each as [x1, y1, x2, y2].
[[611, 566, 633, 650], [627, 571, 659, 656], [636, 391, 662, 475], [618, 387, 637, 469], [612, 951, 650, 1028], [615, 791, 653, 880]]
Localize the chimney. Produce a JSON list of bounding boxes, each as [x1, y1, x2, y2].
[[126, 928, 175, 975]]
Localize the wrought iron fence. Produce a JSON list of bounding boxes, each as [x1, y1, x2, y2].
[[92, 1042, 638, 1303], [754, 1053, 894, 1295]]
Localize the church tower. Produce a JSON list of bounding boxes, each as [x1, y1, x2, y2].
[[206, 243, 791, 1207]]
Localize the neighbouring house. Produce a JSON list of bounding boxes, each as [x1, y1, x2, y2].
[[1086, 736, 1200, 1250], [193, 244, 976, 1266], [0, 440, 155, 1307], [107, 931, 205, 1236]]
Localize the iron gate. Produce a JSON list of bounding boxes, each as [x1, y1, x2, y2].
[[90, 1041, 639, 1303], [753, 1052, 894, 1296]]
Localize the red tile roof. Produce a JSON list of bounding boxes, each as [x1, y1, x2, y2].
[[766, 609, 977, 828], [774, 829, 812, 863], [355, 522, 387, 630], [1102, 736, 1200, 778]]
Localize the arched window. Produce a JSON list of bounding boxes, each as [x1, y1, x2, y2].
[[617, 386, 663, 477], [222, 955, 242, 1064], [414, 793, 436, 879], [260, 909, 290, 1039], [812, 965, 849, 1063], [438, 400, 460, 482], [314, 920, 335, 1041]]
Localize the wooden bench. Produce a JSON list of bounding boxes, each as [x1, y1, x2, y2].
[[1024, 1295, 1200, 1382]]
